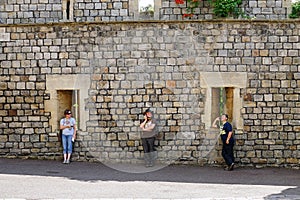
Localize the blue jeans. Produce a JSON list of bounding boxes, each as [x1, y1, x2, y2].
[[62, 134, 73, 154]]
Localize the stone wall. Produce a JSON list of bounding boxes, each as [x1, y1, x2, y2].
[[0, 0, 293, 24], [0, 20, 299, 169], [244, 0, 290, 19], [161, 0, 291, 20]]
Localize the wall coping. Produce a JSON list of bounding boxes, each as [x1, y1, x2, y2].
[[1, 19, 300, 28]]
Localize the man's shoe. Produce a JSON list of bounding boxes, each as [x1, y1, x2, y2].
[[229, 163, 234, 171], [63, 160, 67, 164]]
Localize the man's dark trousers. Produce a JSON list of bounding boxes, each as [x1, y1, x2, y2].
[[222, 142, 234, 166]]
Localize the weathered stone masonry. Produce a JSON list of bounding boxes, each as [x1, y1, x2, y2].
[[0, 20, 300, 169], [0, 0, 299, 169]]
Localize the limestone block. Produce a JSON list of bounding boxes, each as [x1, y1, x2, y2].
[[0, 135, 8, 142], [286, 158, 298, 164], [127, 131, 139, 140], [111, 141, 119, 147], [176, 132, 195, 140], [285, 94, 299, 101], [0, 28, 10, 41], [107, 133, 117, 140], [118, 133, 128, 140]]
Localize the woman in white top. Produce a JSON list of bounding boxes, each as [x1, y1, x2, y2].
[[60, 109, 76, 164]]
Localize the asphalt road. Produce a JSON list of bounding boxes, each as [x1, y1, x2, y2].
[[0, 158, 299, 199]]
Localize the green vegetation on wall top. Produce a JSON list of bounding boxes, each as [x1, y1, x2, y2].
[[289, 1, 300, 18], [175, 0, 245, 19], [209, 0, 243, 18]]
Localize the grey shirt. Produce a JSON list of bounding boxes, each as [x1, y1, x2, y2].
[[141, 118, 158, 138]]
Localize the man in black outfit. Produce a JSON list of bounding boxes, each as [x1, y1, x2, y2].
[[213, 114, 235, 171]]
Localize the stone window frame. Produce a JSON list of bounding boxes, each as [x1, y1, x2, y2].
[[45, 74, 90, 134], [130, 0, 161, 20], [200, 72, 247, 130]]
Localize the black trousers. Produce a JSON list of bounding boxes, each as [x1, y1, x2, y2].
[[142, 137, 155, 153], [222, 142, 234, 166]]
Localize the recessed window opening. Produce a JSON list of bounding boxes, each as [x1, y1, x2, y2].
[[57, 90, 80, 130], [63, 0, 73, 21], [66, 0, 70, 20], [131, 0, 161, 20], [211, 87, 234, 127], [139, 0, 154, 18]]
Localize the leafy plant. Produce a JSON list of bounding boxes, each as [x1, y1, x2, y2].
[[289, 1, 300, 18], [209, 0, 243, 18]]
